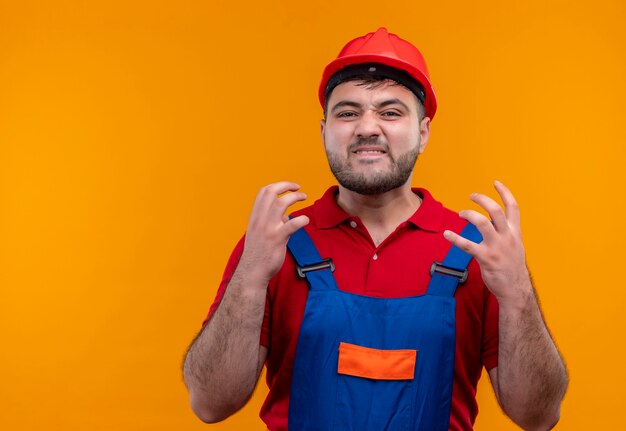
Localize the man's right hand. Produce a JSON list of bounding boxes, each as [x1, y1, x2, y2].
[[183, 182, 308, 423], [239, 181, 310, 285]]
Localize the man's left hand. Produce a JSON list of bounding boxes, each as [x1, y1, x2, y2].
[[443, 180, 532, 304]]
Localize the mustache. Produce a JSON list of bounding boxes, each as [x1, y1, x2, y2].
[[348, 137, 390, 152]]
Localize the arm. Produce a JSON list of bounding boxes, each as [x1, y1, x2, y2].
[[183, 182, 309, 423], [444, 180, 568, 431]]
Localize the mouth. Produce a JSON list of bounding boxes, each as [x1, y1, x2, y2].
[[352, 146, 387, 157]]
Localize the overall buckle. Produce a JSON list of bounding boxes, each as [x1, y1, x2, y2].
[[297, 258, 335, 279], [430, 261, 468, 283]]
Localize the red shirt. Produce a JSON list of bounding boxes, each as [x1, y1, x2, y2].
[[205, 187, 499, 431]]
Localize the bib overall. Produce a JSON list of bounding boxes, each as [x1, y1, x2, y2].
[[286, 223, 481, 431]]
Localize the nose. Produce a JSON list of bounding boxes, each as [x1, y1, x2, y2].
[[355, 111, 381, 138]]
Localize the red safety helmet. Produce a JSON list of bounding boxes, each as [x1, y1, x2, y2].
[[319, 27, 437, 120]]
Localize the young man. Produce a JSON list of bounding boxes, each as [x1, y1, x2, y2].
[[183, 28, 568, 430]]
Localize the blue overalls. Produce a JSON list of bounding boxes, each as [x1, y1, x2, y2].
[[286, 223, 482, 431]]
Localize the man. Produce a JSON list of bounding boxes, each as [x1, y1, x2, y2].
[[183, 28, 568, 430]]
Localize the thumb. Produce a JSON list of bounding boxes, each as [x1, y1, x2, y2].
[[283, 215, 310, 237]]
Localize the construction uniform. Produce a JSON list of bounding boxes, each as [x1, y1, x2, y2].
[[204, 187, 499, 430]]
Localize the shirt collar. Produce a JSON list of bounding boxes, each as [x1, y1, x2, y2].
[[313, 186, 444, 233], [406, 188, 443, 233], [313, 186, 351, 228]]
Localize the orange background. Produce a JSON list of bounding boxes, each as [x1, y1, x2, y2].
[[1, 1, 625, 429]]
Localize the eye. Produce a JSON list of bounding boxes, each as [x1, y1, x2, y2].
[[381, 110, 401, 117], [336, 111, 358, 118]]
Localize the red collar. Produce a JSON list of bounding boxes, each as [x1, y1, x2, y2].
[[313, 186, 444, 233]]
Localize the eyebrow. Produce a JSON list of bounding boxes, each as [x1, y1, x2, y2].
[[330, 98, 411, 115], [330, 100, 362, 114], [376, 98, 411, 112]]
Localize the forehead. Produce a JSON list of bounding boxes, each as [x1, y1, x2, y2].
[[327, 80, 418, 111]]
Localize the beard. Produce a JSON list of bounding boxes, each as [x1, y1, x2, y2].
[[326, 138, 420, 195]]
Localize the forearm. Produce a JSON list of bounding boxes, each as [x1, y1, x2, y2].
[[183, 182, 309, 423], [444, 183, 568, 429], [495, 280, 568, 430], [183, 262, 267, 423]]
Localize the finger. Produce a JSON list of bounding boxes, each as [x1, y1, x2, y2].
[[253, 181, 302, 215], [266, 181, 302, 196], [458, 209, 497, 244], [443, 230, 481, 258], [470, 192, 508, 233], [282, 215, 310, 236], [494, 180, 521, 228], [271, 192, 308, 218]]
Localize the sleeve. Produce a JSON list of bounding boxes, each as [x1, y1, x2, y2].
[[201, 235, 271, 348], [481, 289, 500, 371]]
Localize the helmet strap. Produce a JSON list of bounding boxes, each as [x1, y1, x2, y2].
[[324, 63, 426, 106]]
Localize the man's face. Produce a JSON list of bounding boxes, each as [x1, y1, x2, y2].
[[321, 80, 430, 195]]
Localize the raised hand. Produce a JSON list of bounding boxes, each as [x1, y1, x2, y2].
[[443, 180, 531, 303], [240, 182, 310, 285]]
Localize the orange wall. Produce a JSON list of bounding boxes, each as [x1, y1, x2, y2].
[[1, 1, 625, 429]]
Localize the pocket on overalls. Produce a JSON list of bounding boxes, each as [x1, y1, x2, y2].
[[333, 342, 417, 431]]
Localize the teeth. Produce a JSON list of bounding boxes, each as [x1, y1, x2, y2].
[[356, 150, 384, 154]]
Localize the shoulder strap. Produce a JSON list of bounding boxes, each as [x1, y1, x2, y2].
[[427, 222, 483, 297], [287, 226, 339, 291]]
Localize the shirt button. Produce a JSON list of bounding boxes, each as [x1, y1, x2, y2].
[[373, 253, 378, 260], [349, 220, 358, 228]]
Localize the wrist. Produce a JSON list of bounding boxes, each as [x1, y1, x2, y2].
[[236, 252, 276, 287], [496, 279, 534, 315]]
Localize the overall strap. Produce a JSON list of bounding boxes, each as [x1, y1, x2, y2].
[[287, 226, 339, 291], [427, 222, 483, 297]]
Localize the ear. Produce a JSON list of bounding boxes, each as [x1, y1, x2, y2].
[[320, 119, 326, 144], [418, 116, 431, 154]]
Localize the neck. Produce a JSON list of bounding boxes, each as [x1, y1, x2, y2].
[[336, 183, 421, 245]]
